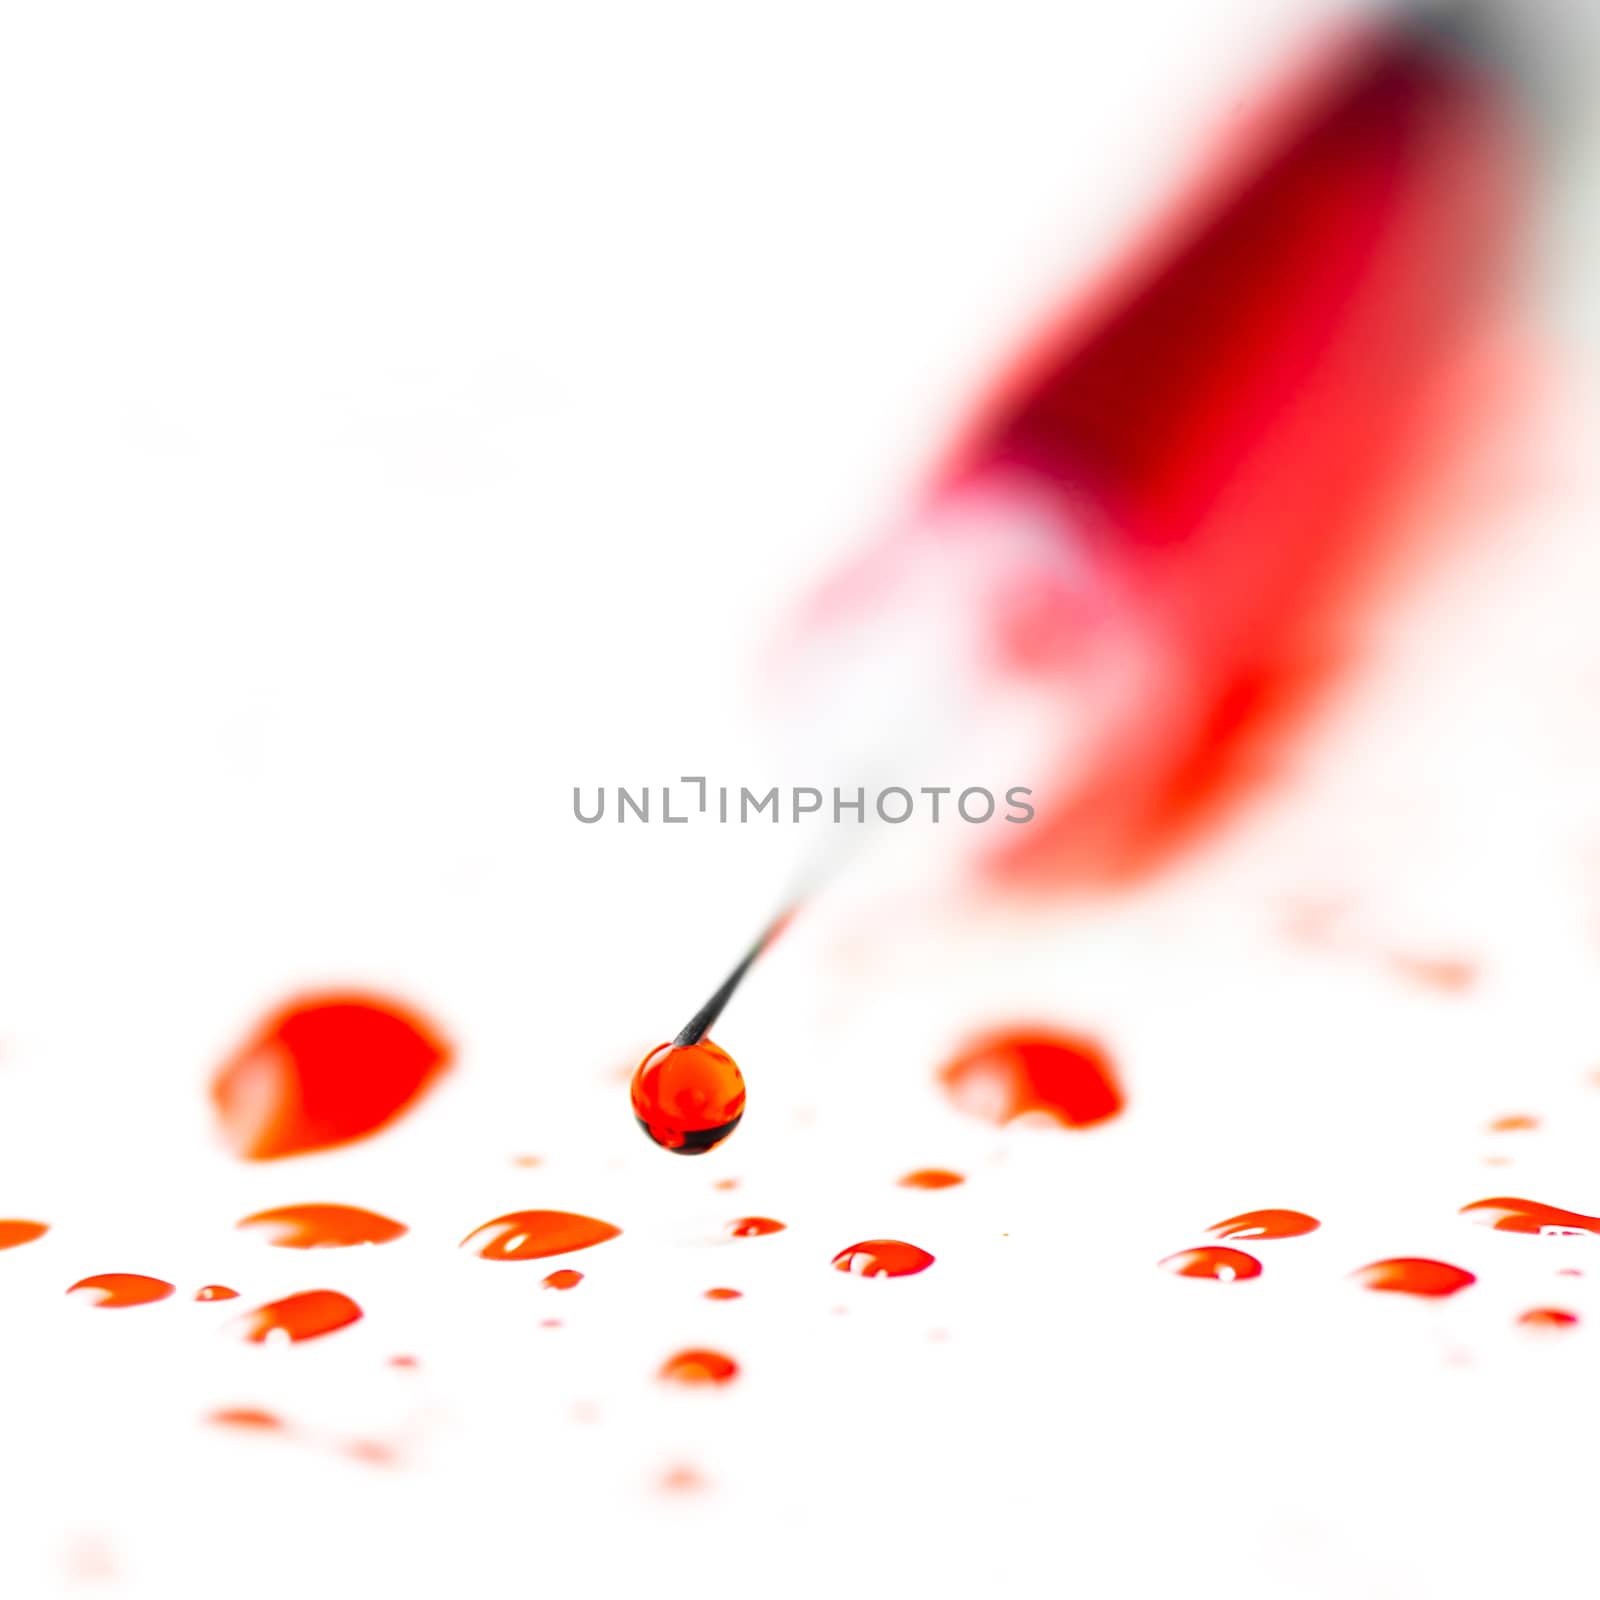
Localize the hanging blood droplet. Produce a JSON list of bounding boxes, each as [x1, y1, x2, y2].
[[459, 1210, 621, 1261], [831, 1240, 936, 1278], [1208, 1209, 1320, 1240], [1459, 1197, 1600, 1235], [704, 1287, 742, 1301], [67, 1274, 177, 1308], [0, 1220, 48, 1251], [235, 1203, 408, 1249], [195, 1285, 240, 1302], [659, 1348, 739, 1385], [630, 1039, 745, 1155], [212, 993, 452, 1160], [898, 1169, 965, 1190], [229, 1289, 364, 1343], [1158, 1247, 1262, 1281], [726, 1217, 785, 1238], [1350, 1259, 1476, 1297], [542, 1269, 583, 1291], [939, 1029, 1124, 1127], [1519, 1308, 1579, 1330]]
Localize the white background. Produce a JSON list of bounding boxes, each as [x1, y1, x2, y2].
[[2, 1, 1599, 1595]]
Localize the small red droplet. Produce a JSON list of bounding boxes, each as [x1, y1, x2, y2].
[[67, 1274, 176, 1308], [1487, 1114, 1539, 1132], [389, 1354, 419, 1368], [235, 1202, 408, 1249], [207, 1408, 285, 1431], [831, 1240, 936, 1278], [460, 1210, 621, 1261], [229, 1289, 364, 1343], [659, 1463, 708, 1493], [704, 1287, 742, 1301], [898, 1169, 965, 1189], [539, 1318, 563, 1329], [542, 1269, 583, 1291], [1158, 1247, 1262, 1281], [659, 1348, 739, 1385], [1459, 1197, 1600, 1236], [0, 1220, 49, 1251], [1390, 955, 1478, 992], [1557, 1269, 1585, 1278], [726, 1216, 785, 1238], [510, 1154, 542, 1168], [939, 1028, 1124, 1127], [1518, 1307, 1578, 1330], [195, 1285, 240, 1302], [630, 1039, 746, 1155], [1207, 1208, 1320, 1240], [212, 993, 452, 1161], [712, 1178, 741, 1191], [1350, 1258, 1476, 1297]]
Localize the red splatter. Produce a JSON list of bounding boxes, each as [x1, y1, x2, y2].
[[542, 1269, 584, 1291], [213, 993, 451, 1160], [1351, 1259, 1476, 1297], [659, 1349, 739, 1385], [1391, 955, 1478, 992], [726, 1217, 785, 1238], [630, 1039, 745, 1155], [460, 1210, 621, 1261], [67, 1274, 176, 1308], [0, 1220, 48, 1251], [1459, 1197, 1600, 1236], [207, 1408, 285, 1431], [940, 1029, 1123, 1127], [1158, 1247, 1262, 1281], [1519, 1308, 1579, 1331], [831, 1240, 936, 1278], [235, 1203, 408, 1249], [898, 1168, 965, 1189], [229, 1289, 364, 1343], [1208, 1208, 1320, 1240]]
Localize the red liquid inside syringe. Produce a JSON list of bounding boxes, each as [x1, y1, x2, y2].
[[792, 17, 1526, 882]]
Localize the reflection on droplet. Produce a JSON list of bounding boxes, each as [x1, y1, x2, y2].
[[229, 1289, 364, 1343], [67, 1274, 176, 1308], [831, 1240, 936, 1278], [236, 1203, 408, 1249], [459, 1210, 621, 1261]]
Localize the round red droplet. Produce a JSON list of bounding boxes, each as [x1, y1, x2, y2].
[[1350, 1258, 1476, 1297], [212, 993, 452, 1161], [939, 1028, 1124, 1127], [704, 1287, 742, 1301], [726, 1216, 785, 1238], [235, 1203, 408, 1249], [195, 1284, 240, 1302], [630, 1039, 745, 1155], [1459, 1197, 1600, 1236], [0, 1220, 49, 1251], [542, 1269, 584, 1291], [659, 1348, 739, 1385], [831, 1240, 936, 1278], [1207, 1208, 1320, 1240], [459, 1210, 621, 1261], [67, 1273, 176, 1308], [229, 1289, 364, 1343], [898, 1169, 965, 1190], [1158, 1247, 1262, 1281]]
